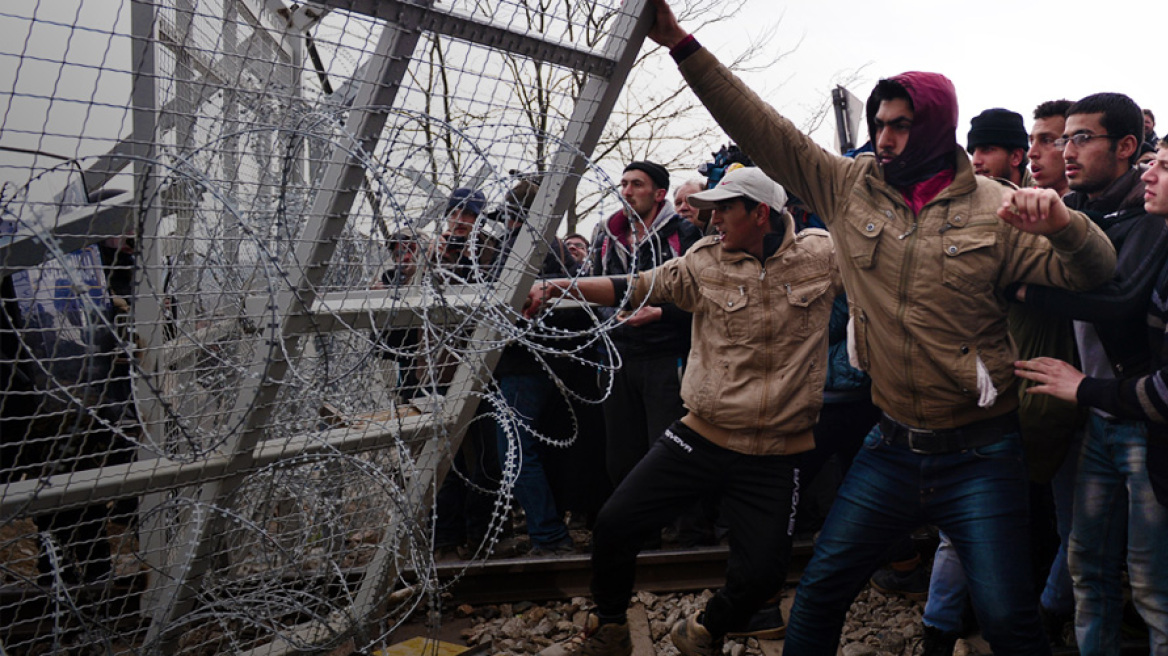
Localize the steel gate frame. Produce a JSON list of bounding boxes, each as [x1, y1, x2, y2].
[[0, 0, 653, 653]]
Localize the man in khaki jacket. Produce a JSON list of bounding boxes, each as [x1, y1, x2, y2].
[[527, 167, 841, 656], [644, 2, 1116, 655]]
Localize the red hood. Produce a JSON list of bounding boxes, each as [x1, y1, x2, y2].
[[866, 71, 959, 188]]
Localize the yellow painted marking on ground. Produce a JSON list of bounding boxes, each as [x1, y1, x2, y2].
[[376, 637, 468, 656]]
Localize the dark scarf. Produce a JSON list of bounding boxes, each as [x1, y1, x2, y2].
[[866, 71, 960, 189]]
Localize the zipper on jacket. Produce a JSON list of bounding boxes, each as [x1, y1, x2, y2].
[[760, 259, 773, 433], [896, 214, 925, 421]]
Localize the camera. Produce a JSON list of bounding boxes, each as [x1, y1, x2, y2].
[[698, 144, 754, 189]]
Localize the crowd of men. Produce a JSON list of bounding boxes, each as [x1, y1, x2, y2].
[[482, 1, 1167, 655], [407, 44, 1168, 656], [3, 0, 1166, 654]]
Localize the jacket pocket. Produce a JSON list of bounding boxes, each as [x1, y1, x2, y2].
[[840, 210, 883, 269], [845, 216, 884, 270], [941, 230, 998, 295], [785, 276, 833, 338], [949, 340, 1011, 402], [689, 357, 730, 423], [698, 283, 750, 343]]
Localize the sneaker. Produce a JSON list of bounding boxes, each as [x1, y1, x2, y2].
[[920, 624, 959, 656], [528, 535, 575, 557], [726, 601, 785, 640], [539, 614, 631, 656], [869, 563, 929, 601], [670, 613, 721, 656]]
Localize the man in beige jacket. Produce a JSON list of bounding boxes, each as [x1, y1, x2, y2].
[[527, 167, 841, 656], [642, 1, 1116, 655]]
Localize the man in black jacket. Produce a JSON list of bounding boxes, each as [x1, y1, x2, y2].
[[590, 161, 702, 490], [1014, 93, 1168, 655]]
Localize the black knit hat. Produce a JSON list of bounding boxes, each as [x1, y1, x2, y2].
[[623, 160, 670, 190], [967, 108, 1028, 153]]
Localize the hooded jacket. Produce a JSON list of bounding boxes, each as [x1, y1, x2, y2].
[[674, 45, 1116, 430], [865, 72, 959, 189], [591, 199, 702, 358]]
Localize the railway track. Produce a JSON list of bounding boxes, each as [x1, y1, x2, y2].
[[1, 535, 1154, 656], [0, 540, 806, 639], [433, 538, 815, 604]]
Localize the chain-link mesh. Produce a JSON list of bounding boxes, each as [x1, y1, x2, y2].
[[0, 1, 664, 653]]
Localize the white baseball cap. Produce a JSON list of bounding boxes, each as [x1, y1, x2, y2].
[[687, 167, 787, 211]]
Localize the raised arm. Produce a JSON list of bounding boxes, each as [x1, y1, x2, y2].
[[644, 0, 854, 222]]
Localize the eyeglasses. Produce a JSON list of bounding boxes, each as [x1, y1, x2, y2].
[[1053, 133, 1120, 149]]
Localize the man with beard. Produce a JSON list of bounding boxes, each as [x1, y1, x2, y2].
[[968, 107, 1032, 187], [591, 161, 701, 493], [1011, 94, 1168, 655], [920, 100, 1084, 653], [642, 2, 1117, 654]]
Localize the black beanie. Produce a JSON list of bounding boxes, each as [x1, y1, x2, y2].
[[623, 160, 670, 190], [967, 108, 1028, 153]]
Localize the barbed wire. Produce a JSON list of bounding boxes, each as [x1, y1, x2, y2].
[[0, 100, 673, 656]]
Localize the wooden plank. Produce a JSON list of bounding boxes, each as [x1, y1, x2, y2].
[[627, 602, 654, 656]]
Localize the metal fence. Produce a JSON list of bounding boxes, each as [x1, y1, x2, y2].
[[0, 1, 650, 652]]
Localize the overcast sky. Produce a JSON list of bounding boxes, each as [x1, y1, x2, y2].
[[684, 0, 1164, 154], [4, 0, 1162, 237]]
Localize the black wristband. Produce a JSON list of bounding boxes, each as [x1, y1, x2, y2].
[[670, 35, 701, 64], [610, 276, 630, 305]]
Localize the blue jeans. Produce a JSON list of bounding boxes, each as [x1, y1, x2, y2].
[[926, 430, 1083, 629], [923, 532, 964, 632], [1069, 415, 1168, 655], [785, 422, 1049, 656], [496, 374, 569, 547]]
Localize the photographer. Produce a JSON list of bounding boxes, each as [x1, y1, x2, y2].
[[433, 187, 487, 281]]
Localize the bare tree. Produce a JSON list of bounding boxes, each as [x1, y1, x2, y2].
[[337, 1, 799, 234], [794, 63, 874, 148], [495, 0, 799, 233]]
